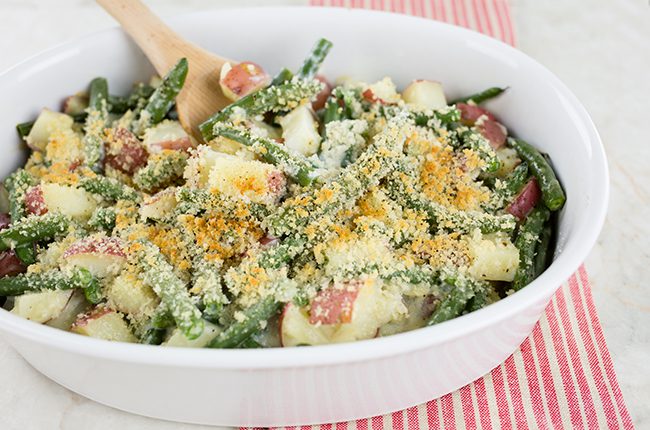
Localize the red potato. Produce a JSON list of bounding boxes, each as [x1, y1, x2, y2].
[[259, 235, 280, 248], [0, 250, 27, 277], [63, 237, 127, 277], [139, 188, 178, 220], [62, 93, 88, 116], [457, 102, 496, 126], [402, 80, 447, 110], [105, 128, 149, 175], [219, 61, 271, 102], [507, 178, 542, 220], [362, 88, 385, 104], [71, 306, 137, 342], [312, 75, 332, 111], [142, 120, 195, 154], [309, 280, 362, 325], [24, 186, 48, 216], [0, 213, 10, 230], [267, 171, 287, 196], [477, 118, 507, 149]]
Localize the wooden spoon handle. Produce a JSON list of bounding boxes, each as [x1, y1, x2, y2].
[[96, 0, 189, 74]]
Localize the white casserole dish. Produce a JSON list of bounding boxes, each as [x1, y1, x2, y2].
[[0, 7, 608, 427]]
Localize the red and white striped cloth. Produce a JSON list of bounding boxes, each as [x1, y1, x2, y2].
[[250, 1, 636, 429]]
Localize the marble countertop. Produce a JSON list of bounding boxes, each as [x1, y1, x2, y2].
[[0, 0, 647, 428]]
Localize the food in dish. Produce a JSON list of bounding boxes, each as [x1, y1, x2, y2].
[[0, 39, 565, 348]]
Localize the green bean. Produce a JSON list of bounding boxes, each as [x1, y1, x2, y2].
[[199, 78, 323, 142], [512, 206, 551, 290], [323, 98, 342, 124], [206, 296, 280, 348], [16, 121, 34, 139], [136, 240, 204, 340], [266, 113, 412, 237], [88, 207, 116, 232], [257, 238, 306, 269], [296, 38, 333, 80], [82, 274, 103, 304], [108, 84, 155, 115], [141, 327, 166, 345], [237, 337, 263, 348], [270, 67, 294, 86], [509, 138, 565, 211], [212, 125, 317, 186], [385, 173, 516, 235], [451, 87, 507, 105], [133, 151, 188, 193], [460, 131, 500, 172], [79, 176, 140, 202], [0, 213, 69, 252], [379, 105, 461, 127], [4, 169, 34, 222], [84, 78, 109, 171], [427, 273, 477, 325], [0, 267, 96, 296], [135, 58, 188, 135], [14, 244, 36, 265], [534, 222, 553, 278]]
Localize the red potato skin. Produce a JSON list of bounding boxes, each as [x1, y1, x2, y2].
[[71, 306, 113, 329], [105, 128, 149, 175], [309, 281, 362, 325], [151, 136, 194, 153], [24, 186, 48, 216], [266, 171, 287, 197], [0, 214, 27, 277], [0, 213, 11, 230], [478, 119, 507, 149], [222, 62, 270, 99], [507, 178, 542, 220], [259, 235, 280, 248], [312, 75, 332, 111], [63, 237, 126, 259], [0, 250, 27, 277], [362, 88, 392, 105], [457, 103, 496, 126]]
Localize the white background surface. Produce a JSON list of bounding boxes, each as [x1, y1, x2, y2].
[[0, 0, 647, 428]]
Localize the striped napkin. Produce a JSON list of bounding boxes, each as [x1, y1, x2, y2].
[[251, 1, 636, 429]]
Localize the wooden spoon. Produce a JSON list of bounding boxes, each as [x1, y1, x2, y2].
[[96, 0, 232, 139]]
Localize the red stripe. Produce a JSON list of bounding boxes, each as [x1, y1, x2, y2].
[[546, 300, 585, 428], [531, 314, 562, 426], [473, 377, 493, 430], [371, 415, 383, 430], [490, 365, 512, 429], [503, 355, 529, 428], [406, 406, 420, 430], [336, 421, 349, 430], [459, 384, 477, 428], [457, 0, 470, 28], [488, 0, 507, 43], [321, 424, 333, 430], [436, 0, 448, 23], [571, 269, 621, 429], [425, 399, 438, 429], [558, 277, 600, 428], [497, 0, 516, 45], [356, 418, 369, 430], [519, 335, 550, 428], [429, 0, 438, 20], [448, 0, 461, 25], [477, 0, 495, 36], [440, 393, 456, 428], [470, 0, 486, 33], [391, 410, 404, 430], [300, 426, 312, 430], [578, 266, 635, 429]]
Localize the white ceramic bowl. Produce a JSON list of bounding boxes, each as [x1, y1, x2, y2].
[[0, 7, 607, 427]]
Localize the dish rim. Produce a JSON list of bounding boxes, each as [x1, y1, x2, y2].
[[0, 6, 609, 369]]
